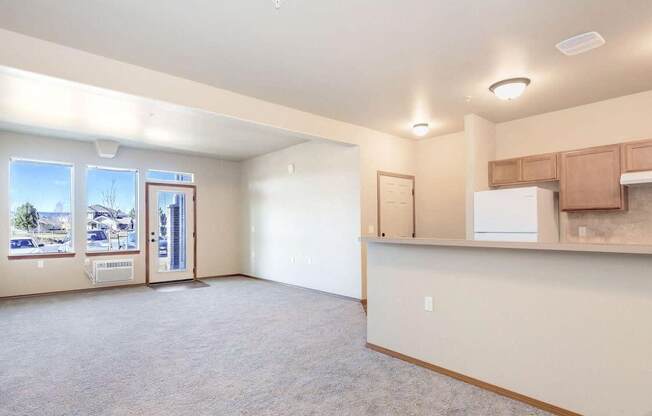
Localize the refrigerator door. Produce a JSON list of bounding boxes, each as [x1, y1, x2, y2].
[[474, 232, 538, 242], [474, 187, 538, 233]]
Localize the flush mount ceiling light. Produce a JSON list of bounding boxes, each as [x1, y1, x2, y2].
[[412, 123, 429, 137], [489, 77, 531, 100]]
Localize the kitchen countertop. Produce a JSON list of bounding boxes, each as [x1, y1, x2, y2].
[[361, 236, 652, 255]]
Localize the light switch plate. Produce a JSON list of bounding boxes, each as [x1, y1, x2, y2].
[[424, 296, 433, 312]]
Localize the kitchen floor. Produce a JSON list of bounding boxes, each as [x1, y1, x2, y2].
[[0, 277, 550, 416]]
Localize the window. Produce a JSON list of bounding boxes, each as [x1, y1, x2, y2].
[[147, 169, 194, 183], [87, 166, 138, 252], [9, 159, 74, 255]]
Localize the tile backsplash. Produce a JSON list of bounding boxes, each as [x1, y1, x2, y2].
[[564, 186, 652, 244]]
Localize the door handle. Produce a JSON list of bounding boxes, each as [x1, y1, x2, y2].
[[381, 233, 386, 237], [151, 238, 156, 243]]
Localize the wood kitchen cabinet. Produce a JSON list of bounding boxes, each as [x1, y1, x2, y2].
[[488, 152, 558, 186], [521, 153, 559, 182], [560, 144, 625, 211], [622, 138, 652, 172], [488, 158, 521, 185]]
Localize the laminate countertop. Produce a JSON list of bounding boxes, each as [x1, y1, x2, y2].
[[361, 236, 652, 255]]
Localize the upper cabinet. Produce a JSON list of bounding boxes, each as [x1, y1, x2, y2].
[[521, 153, 559, 182], [489, 158, 521, 185], [489, 153, 558, 187], [622, 139, 652, 173], [560, 144, 625, 211]]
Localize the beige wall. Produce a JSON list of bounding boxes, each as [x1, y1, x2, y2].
[[241, 141, 362, 298], [0, 132, 242, 297], [366, 241, 652, 416], [495, 89, 652, 159], [415, 132, 466, 238]]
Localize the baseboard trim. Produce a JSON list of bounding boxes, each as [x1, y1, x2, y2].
[[199, 273, 243, 280], [240, 273, 361, 303], [0, 283, 146, 301], [366, 343, 582, 416]]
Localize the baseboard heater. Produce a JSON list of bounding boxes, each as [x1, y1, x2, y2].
[[86, 259, 134, 284]]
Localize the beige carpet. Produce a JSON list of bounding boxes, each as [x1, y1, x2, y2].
[[0, 277, 550, 415]]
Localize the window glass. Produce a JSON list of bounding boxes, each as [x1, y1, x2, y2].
[[147, 170, 193, 183], [10, 159, 74, 255], [87, 167, 138, 252]]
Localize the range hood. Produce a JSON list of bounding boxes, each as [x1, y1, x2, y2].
[[620, 170, 652, 185]]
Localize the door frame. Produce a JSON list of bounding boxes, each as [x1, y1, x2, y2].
[[376, 171, 416, 238], [145, 182, 197, 284]]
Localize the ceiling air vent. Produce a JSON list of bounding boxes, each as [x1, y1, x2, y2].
[[556, 32, 605, 56]]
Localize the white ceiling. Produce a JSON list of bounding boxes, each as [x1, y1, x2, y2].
[[0, 1, 652, 139], [0, 67, 310, 160]]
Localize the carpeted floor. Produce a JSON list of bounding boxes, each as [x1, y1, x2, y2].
[[0, 277, 550, 416]]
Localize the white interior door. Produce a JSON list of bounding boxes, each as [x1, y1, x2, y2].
[[147, 184, 195, 283], [378, 173, 414, 238]]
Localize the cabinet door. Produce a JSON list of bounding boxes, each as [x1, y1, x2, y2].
[[560, 145, 624, 211], [622, 139, 652, 172], [521, 153, 558, 182], [489, 158, 522, 186]]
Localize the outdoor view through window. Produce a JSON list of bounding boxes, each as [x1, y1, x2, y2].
[[9, 159, 73, 255], [87, 167, 138, 252]]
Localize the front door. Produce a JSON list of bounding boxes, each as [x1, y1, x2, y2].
[[147, 184, 196, 283]]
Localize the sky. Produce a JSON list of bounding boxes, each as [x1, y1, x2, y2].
[[10, 161, 136, 213]]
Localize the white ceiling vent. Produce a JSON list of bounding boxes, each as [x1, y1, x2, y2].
[[556, 32, 605, 56]]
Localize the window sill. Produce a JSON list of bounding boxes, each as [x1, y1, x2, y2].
[[8, 253, 76, 260], [86, 250, 141, 257]]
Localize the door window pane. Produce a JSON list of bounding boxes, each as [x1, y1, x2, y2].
[[9, 159, 73, 255], [157, 191, 186, 272], [87, 167, 138, 252]]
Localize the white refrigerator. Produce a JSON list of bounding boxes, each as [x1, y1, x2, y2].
[[474, 187, 559, 242]]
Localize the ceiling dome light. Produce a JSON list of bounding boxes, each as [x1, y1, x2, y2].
[[489, 77, 531, 100], [412, 123, 429, 137]]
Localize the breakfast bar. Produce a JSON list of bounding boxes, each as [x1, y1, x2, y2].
[[363, 237, 652, 416]]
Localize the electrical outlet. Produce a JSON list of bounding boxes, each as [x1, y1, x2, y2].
[[579, 226, 588, 238], [37, 260, 44, 269], [290, 256, 295, 264]]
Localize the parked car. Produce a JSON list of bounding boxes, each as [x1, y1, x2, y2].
[[10, 237, 43, 255], [87, 230, 110, 251]]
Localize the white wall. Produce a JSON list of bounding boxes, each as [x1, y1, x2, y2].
[[0, 131, 242, 297], [415, 132, 466, 238], [366, 242, 652, 416], [241, 141, 362, 299]]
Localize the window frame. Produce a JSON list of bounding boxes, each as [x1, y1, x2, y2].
[[146, 169, 194, 184], [85, 165, 140, 255], [8, 157, 75, 259]]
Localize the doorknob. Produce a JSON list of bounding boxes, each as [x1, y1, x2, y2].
[[151, 238, 156, 243]]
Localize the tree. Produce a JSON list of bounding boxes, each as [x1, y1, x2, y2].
[[101, 179, 119, 225], [159, 207, 168, 238], [13, 202, 39, 232]]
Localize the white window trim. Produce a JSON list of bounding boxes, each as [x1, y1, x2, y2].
[[86, 165, 140, 253], [146, 169, 194, 184], [8, 157, 75, 256]]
